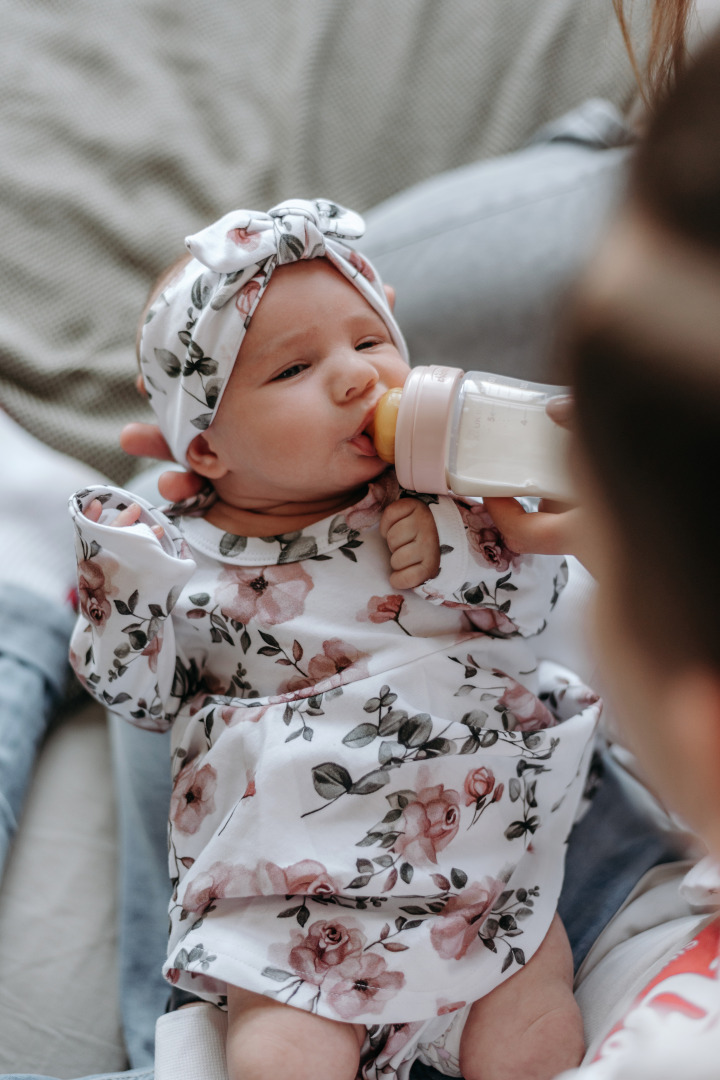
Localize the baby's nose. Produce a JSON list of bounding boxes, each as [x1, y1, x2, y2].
[[335, 350, 379, 400]]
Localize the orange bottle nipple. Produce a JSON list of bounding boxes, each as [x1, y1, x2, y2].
[[370, 387, 402, 463]]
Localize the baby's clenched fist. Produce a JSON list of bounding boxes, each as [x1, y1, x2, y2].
[[379, 498, 441, 589]]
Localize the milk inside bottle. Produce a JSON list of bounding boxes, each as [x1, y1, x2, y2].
[[370, 365, 573, 501]]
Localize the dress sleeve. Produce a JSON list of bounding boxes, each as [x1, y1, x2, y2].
[[68, 485, 196, 731], [412, 495, 568, 638]]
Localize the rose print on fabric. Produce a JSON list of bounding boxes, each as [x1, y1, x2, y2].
[[227, 227, 262, 252], [343, 473, 399, 531], [286, 919, 366, 985], [392, 783, 461, 866], [465, 606, 518, 637], [170, 761, 218, 835], [496, 674, 556, 733], [235, 277, 263, 320], [429, 879, 505, 960], [324, 953, 405, 1020], [284, 860, 341, 897], [464, 767, 504, 827], [181, 859, 341, 914], [463, 766, 495, 804], [215, 561, 313, 625], [76, 555, 118, 634], [451, 656, 555, 734], [141, 626, 163, 672], [451, 570, 522, 637], [307, 679, 561, 846], [390, 876, 537, 975], [279, 638, 370, 695], [264, 917, 405, 1019], [181, 860, 250, 913], [359, 595, 411, 635], [458, 501, 523, 572], [436, 1000, 466, 1015]]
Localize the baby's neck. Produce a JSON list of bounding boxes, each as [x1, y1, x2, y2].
[[203, 489, 366, 538]]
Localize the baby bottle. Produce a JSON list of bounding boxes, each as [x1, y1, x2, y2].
[[371, 365, 573, 500]]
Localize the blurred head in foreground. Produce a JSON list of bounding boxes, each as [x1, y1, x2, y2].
[[568, 28, 720, 849]]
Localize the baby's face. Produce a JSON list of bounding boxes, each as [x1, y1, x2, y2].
[[200, 258, 409, 506]]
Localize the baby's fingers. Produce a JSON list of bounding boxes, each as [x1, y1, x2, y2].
[[84, 498, 103, 523], [388, 541, 437, 589], [379, 499, 416, 540], [114, 504, 165, 539], [83, 500, 164, 539], [111, 503, 144, 528], [388, 562, 427, 590], [383, 514, 419, 555]]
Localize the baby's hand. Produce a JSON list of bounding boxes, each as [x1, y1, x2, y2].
[[84, 499, 164, 540], [380, 498, 440, 589]]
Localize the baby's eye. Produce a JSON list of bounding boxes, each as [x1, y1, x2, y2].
[[356, 339, 380, 351], [273, 363, 307, 380]]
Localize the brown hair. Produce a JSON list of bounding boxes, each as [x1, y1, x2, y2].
[[569, 29, 720, 669], [614, 0, 692, 105]]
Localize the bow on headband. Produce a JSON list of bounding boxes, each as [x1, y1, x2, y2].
[[187, 199, 366, 274], [139, 198, 408, 464]]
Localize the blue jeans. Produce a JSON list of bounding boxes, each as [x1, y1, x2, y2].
[[0, 102, 679, 1080], [0, 584, 76, 875], [109, 717, 172, 1067]]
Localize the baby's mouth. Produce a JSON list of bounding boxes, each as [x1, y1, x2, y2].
[[348, 407, 381, 457], [349, 430, 379, 457]]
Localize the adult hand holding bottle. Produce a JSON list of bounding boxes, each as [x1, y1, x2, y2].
[[483, 395, 592, 570]]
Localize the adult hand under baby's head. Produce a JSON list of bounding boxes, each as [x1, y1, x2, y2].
[[120, 421, 205, 503]]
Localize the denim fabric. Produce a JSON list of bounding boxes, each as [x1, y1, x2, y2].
[[558, 748, 681, 971], [0, 584, 75, 875], [109, 716, 172, 1068]]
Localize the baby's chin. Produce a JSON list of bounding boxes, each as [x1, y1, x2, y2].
[[356, 454, 392, 486]]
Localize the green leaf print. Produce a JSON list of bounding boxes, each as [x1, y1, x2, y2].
[[312, 762, 352, 800], [219, 532, 247, 557]]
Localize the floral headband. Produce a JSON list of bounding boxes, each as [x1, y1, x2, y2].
[[138, 198, 409, 464]]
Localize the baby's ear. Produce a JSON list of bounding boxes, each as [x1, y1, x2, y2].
[[383, 283, 396, 311], [136, 373, 147, 398], [186, 432, 228, 480]]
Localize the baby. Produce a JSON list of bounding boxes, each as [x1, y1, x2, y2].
[[70, 199, 600, 1080]]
